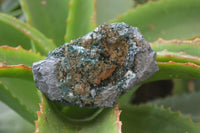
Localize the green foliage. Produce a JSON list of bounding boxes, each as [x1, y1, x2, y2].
[[151, 39, 200, 57], [0, 102, 34, 133], [20, 0, 70, 46], [0, 65, 40, 123], [0, 13, 56, 54], [65, 0, 95, 42], [35, 95, 120, 133], [96, 0, 134, 25], [0, 0, 22, 17], [120, 104, 200, 133], [112, 0, 200, 42], [149, 61, 200, 81], [0, 0, 200, 132], [0, 82, 36, 124], [147, 92, 200, 122], [0, 45, 44, 66]]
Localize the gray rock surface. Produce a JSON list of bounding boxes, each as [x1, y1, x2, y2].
[[32, 22, 159, 108]]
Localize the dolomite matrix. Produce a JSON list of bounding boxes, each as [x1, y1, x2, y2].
[[32, 22, 159, 108]]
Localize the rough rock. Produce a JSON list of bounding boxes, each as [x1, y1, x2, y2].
[[32, 22, 159, 108]]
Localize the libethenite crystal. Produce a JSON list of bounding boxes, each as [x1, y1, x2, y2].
[[32, 22, 159, 108]]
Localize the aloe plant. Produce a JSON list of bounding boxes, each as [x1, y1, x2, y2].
[[0, 0, 200, 132]]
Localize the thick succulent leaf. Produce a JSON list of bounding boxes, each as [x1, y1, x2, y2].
[[0, 65, 33, 79], [134, 0, 158, 5], [0, 13, 30, 49], [120, 104, 200, 133], [1, 0, 20, 13], [7, 9, 23, 18], [156, 51, 200, 65], [118, 85, 140, 107], [153, 38, 200, 95], [0, 13, 56, 55], [35, 95, 121, 133], [172, 79, 191, 95], [0, 65, 40, 123], [149, 62, 200, 82], [59, 106, 100, 120], [111, 0, 200, 42], [65, 0, 96, 42], [151, 38, 200, 57], [20, 0, 70, 46], [0, 82, 36, 124], [0, 101, 34, 133], [0, 45, 44, 66], [96, 0, 134, 25], [147, 92, 200, 122], [121, 38, 200, 106]]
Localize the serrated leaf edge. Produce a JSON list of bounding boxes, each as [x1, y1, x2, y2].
[[0, 13, 56, 54], [157, 51, 200, 65], [114, 103, 122, 133], [0, 64, 32, 70], [151, 38, 200, 46], [0, 82, 37, 124], [130, 104, 200, 127], [157, 61, 200, 69], [0, 45, 44, 57], [34, 94, 44, 133]]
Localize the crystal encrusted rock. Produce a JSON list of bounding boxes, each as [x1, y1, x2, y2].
[[32, 22, 159, 108]]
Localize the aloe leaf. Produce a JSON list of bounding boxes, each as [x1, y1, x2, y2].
[[96, 0, 134, 25], [147, 91, 200, 122], [151, 38, 200, 57], [35, 95, 121, 133], [0, 14, 30, 49], [149, 62, 200, 82], [0, 13, 56, 55], [120, 104, 200, 133], [156, 51, 200, 65], [0, 45, 44, 66], [65, 0, 96, 42], [0, 65, 40, 123], [0, 82, 36, 124], [1, 0, 20, 13], [7, 9, 23, 17], [134, 0, 158, 5], [0, 101, 34, 133], [0, 65, 33, 79], [111, 0, 200, 42], [153, 38, 200, 95], [118, 85, 140, 107], [20, 0, 70, 46]]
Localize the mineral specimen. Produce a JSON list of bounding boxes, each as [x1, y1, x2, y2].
[[32, 22, 159, 108]]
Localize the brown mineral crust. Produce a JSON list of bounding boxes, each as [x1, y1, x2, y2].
[[95, 64, 117, 84], [64, 24, 130, 88], [103, 40, 129, 65], [92, 25, 130, 84]]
